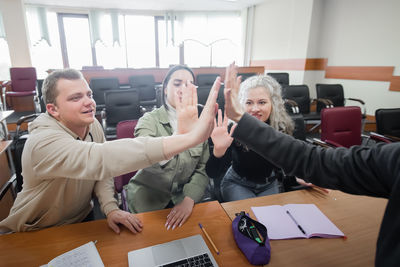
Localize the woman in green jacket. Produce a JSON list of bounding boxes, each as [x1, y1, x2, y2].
[[126, 65, 216, 230]]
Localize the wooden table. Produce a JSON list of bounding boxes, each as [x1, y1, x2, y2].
[[0, 201, 252, 267], [222, 189, 387, 267], [0, 110, 14, 140]]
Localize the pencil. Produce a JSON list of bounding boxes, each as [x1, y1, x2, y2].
[[198, 223, 220, 255]]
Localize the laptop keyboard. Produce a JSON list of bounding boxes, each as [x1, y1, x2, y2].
[[160, 253, 215, 267]]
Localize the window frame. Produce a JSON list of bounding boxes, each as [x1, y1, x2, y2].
[[57, 13, 97, 68]]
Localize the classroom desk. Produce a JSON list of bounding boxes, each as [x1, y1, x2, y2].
[[221, 189, 388, 267], [0, 110, 14, 140], [0, 201, 252, 267]]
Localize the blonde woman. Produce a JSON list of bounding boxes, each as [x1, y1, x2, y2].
[[206, 66, 294, 201]]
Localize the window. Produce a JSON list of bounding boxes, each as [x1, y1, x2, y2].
[[25, 8, 63, 78], [0, 11, 10, 80], [0, 39, 11, 80], [58, 14, 95, 69], [94, 13, 126, 69], [25, 8, 243, 71], [179, 13, 242, 67], [156, 17, 180, 68], [124, 15, 156, 68]]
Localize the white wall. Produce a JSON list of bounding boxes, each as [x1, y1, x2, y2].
[[312, 0, 400, 114], [252, 0, 314, 60], [0, 0, 32, 67], [252, 0, 400, 115], [251, 0, 314, 84], [317, 0, 400, 68]]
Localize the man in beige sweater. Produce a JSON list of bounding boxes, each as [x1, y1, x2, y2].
[[0, 69, 220, 233]]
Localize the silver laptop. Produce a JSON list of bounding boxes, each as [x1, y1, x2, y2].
[[128, 234, 219, 267]]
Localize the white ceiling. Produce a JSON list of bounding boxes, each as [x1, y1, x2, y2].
[[25, 0, 267, 11]]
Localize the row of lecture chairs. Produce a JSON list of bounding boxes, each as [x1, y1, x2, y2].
[[0, 68, 286, 112], [89, 75, 157, 115], [282, 83, 366, 133], [266, 73, 400, 149], [2, 67, 398, 143], [113, 106, 400, 205], [196, 72, 264, 113], [196, 72, 288, 105], [194, 72, 394, 149], [89, 75, 159, 139]]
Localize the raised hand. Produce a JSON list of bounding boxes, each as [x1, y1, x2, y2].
[[224, 62, 244, 122], [211, 109, 236, 158], [162, 76, 221, 160], [176, 81, 198, 134], [189, 76, 222, 143]]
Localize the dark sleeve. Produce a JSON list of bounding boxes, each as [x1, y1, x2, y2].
[[232, 113, 400, 198], [205, 138, 233, 178]]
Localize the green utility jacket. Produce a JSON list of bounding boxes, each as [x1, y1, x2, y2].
[[125, 106, 209, 213]]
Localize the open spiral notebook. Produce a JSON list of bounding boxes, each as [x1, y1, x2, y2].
[[251, 204, 345, 240], [40, 241, 104, 267]]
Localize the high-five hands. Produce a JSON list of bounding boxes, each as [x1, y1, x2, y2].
[[188, 76, 222, 143], [211, 110, 236, 158], [176, 81, 199, 134], [224, 62, 244, 123], [162, 76, 221, 160], [165, 196, 195, 230]]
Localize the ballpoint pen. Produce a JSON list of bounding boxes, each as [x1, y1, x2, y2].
[[286, 210, 306, 235]]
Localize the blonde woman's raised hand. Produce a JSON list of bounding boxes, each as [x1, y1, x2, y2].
[[211, 109, 236, 158], [224, 62, 244, 122], [176, 81, 199, 134]]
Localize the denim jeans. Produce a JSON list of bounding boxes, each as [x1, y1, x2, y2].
[[220, 166, 281, 202]]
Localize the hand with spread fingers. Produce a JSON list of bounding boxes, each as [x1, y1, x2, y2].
[[211, 109, 236, 158], [192, 76, 222, 142], [107, 209, 143, 234], [165, 196, 195, 230], [125, 65, 221, 226], [224, 62, 244, 123], [176, 81, 199, 134]]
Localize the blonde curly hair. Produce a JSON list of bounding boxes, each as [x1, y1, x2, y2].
[[238, 74, 294, 135]]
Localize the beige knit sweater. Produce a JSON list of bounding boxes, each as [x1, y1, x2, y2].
[[0, 113, 166, 232]]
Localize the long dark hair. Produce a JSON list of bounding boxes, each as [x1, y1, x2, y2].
[[162, 65, 195, 110]]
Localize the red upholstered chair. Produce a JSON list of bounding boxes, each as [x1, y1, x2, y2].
[[320, 106, 362, 148], [114, 119, 138, 211], [1, 67, 37, 112]]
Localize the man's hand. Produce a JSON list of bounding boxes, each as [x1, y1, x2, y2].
[[165, 197, 195, 230], [176, 81, 198, 134], [211, 109, 236, 157], [107, 209, 143, 234], [224, 62, 244, 122], [296, 178, 330, 194]]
